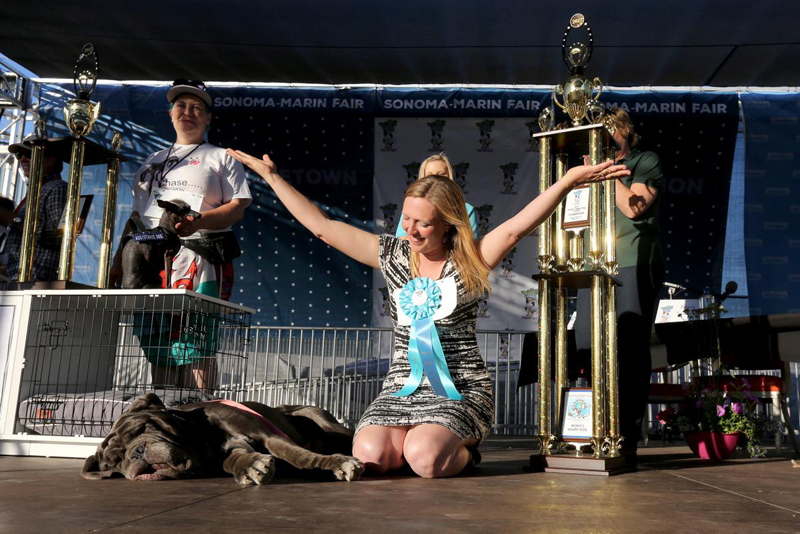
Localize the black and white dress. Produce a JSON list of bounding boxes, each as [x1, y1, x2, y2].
[[355, 236, 494, 442]]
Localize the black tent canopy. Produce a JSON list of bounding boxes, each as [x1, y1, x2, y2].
[[2, 1, 798, 86]]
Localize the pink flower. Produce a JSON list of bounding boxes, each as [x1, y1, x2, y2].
[[716, 405, 726, 417], [731, 402, 743, 415]]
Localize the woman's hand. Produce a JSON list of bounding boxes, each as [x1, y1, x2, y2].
[[565, 159, 630, 187], [226, 149, 278, 181]]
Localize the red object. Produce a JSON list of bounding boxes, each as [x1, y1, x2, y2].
[[685, 431, 741, 460], [694, 376, 782, 393]]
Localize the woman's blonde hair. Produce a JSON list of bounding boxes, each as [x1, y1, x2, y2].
[[608, 108, 639, 148], [418, 153, 455, 180], [405, 176, 490, 295]]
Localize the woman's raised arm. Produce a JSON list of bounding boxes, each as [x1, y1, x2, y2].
[[479, 160, 630, 269], [227, 149, 380, 269]]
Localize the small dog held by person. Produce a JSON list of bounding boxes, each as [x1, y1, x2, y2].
[[120, 199, 200, 289]]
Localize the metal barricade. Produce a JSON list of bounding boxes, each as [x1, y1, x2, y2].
[[241, 326, 538, 435]]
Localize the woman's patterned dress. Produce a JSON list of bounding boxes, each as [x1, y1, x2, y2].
[[355, 236, 494, 442]]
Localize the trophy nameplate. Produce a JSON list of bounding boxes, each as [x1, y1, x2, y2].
[[559, 387, 593, 442], [562, 185, 591, 229]]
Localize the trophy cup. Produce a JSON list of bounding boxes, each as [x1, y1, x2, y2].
[[64, 44, 101, 137], [58, 43, 101, 281], [529, 14, 625, 472], [552, 14, 604, 127]]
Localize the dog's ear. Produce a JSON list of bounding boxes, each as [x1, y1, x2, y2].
[[156, 199, 178, 212], [81, 431, 125, 480], [81, 453, 118, 480], [129, 393, 167, 413]]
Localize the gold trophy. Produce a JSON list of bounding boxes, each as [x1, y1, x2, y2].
[[58, 44, 101, 282], [529, 14, 625, 473], [64, 44, 101, 137], [16, 119, 48, 283], [97, 132, 123, 288], [553, 14, 604, 127]]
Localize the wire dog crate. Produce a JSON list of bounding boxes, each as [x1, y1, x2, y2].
[[241, 327, 538, 434], [0, 289, 253, 456]]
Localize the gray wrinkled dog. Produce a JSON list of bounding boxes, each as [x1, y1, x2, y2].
[[81, 393, 363, 484], [121, 199, 200, 289]]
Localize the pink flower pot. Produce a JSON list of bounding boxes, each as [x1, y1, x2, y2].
[[684, 431, 742, 460]]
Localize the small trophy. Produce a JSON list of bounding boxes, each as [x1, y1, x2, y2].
[[552, 14, 604, 127], [64, 43, 101, 137]]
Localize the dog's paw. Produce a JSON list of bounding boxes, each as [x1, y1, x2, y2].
[[331, 455, 364, 482], [234, 453, 276, 485]]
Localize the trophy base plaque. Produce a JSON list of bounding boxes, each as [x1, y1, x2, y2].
[[526, 453, 632, 476]]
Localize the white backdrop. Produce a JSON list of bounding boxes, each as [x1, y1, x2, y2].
[[372, 117, 542, 330]]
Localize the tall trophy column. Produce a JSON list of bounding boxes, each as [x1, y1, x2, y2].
[[536, 125, 555, 455], [602, 138, 621, 457], [97, 132, 123, 288], [16, 119, 47, 283], [58, 44, 100, 282], [528, 13, 627, 475], [588, 127, 607, 457]]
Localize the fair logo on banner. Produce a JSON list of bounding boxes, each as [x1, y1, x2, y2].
[[500, 163, 518, 194], [453, 162, 470, 194], [521, 288, 538, 320], [475, 204, 494, 238], [379, 119, 397, 151], [477, 292, 490, 318], [476, 120, 494, 152], [428, 120, 446, 151], [380, 203, 398, 233], [403, 161, 420, 186], [525, 121, 539, 152], [499, 247, 517, 278]]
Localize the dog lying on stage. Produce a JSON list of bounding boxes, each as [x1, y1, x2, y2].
[[121, 199, 201, 289], [81, 393, 363, 484]]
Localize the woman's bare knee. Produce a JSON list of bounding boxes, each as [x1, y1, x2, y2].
[[404, 438, 461, 478], [404, 426, 471, 478], [353, 428, 405, 474]]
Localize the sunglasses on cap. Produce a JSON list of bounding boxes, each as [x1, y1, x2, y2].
[[173, 79, 207, 91]]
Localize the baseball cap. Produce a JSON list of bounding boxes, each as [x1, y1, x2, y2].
[[166, 79, 211, 108]]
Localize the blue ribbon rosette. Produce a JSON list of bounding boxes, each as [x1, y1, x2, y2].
[[393, 277, 463, 400]]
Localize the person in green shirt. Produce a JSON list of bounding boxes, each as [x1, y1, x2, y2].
[[576, 108, 664, 461], [396, 153, 479, 239]]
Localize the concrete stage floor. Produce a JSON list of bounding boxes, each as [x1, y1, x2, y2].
[[1, 438, 799, 534]]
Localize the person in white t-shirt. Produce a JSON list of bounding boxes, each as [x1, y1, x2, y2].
[[110, 79, 252, 389]]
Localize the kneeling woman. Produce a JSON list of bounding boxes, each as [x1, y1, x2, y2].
[[228, 148, 629, 478]]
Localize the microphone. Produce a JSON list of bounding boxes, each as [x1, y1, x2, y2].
[[663, 281, 687, 291], [663, 281, 687, 299], [719, 280, 738, 302]]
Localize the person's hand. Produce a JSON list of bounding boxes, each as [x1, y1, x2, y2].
[[567, 159, 630, 187], [175, 215, 198, 237], [226, 149, 278, 180]]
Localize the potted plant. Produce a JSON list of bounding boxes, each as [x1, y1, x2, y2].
[[665, 286, 776, 459], [674, 378, 776, 459]]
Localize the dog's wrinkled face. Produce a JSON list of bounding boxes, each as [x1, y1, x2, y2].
[[82, 393, 213, 481]]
